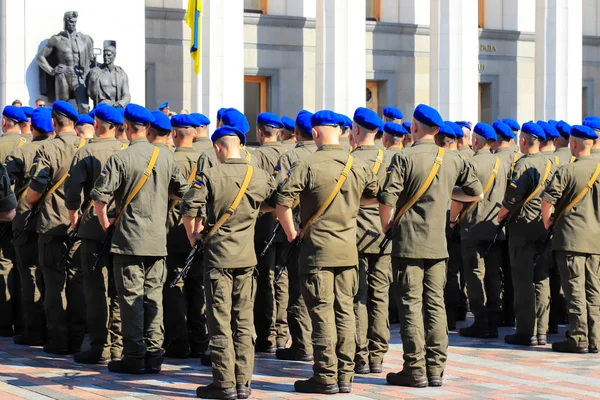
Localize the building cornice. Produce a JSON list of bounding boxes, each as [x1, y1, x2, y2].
[[146, 7, 185, 20]]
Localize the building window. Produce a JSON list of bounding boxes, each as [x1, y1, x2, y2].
[[478, 0, 485, 28], [244, 76, 269, 144], [366, 0, 380, 21], [478, 83, 492, 123], [245, 0, 267, 14]]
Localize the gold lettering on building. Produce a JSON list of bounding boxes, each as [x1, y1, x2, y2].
[[478, 63, 486, 71], [479, 44, 497, 52]]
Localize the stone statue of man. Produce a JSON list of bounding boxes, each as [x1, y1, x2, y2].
[[86, 41, 131, 108], [36, 11, 94, 113]]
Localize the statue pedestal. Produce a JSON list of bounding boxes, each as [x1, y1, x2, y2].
[[0, 0, 145, 108]]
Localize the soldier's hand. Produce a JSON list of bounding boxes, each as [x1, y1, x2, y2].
[[286, 229, 299, 243], [69, 212, 79, 230], [53, 64, 67, 75]]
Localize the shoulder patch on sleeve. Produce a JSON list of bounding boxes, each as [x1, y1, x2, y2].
[[193, 180, 204, 189], [100, 169, 108, 177], [510, 180, 518, 188]]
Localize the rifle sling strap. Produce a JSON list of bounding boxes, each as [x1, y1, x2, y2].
[[372, 149, 384, 174], [42, 138, 87, 202], [554, 163, 600, 224], [301, 155, 354, 236], [169, 164, 198, 213], [203, 165, 254, 242], [393, 147, 445, 225], [522, 159, 552, 206], [457, 156, 500, 223], [114, 146, 160, 225]]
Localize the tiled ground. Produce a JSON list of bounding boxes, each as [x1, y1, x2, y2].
[[1, 319, 599, 400]]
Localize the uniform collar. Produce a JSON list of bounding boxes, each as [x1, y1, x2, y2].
[[412, 139, 437, 147], [56, 131, 77, 138], [193, 137, 210, 143], [175, 146, 197, 153], [474, 148, 492, 156], [297, 140, 315, 148], [223, 158, 248, 164], [318, 144, 344, 151], [1, 131, 20, 136], [153, 143, 171, 150], [354, 144, 376, 150], [494, 147, 513, 154], [93, 137, 117, 142], [575, 155, 592, 161], [130, 137, 149, 145], [260, 141, 282, 147]]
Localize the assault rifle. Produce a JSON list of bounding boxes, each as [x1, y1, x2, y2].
[[170, 239, 204, 288]]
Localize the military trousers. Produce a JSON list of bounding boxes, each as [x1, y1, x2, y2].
[[113, 255, 166, 361], [499, 240, 515, 325], [301, 266, 358, 385], [283, 242, 312, 356], [0, 226, 19, 335], [444, 235, 467, 323], [274, 242, 289, 348], [462, 240, 503, 325], [392, 257, 448, 378], [354, 253, 392, 369], [555, 251, 600, 348], [164, 251, 206, 355], [549, 254, 567, 327], [14, 231, 44, 339], [81, 240, 122, 359], [508, 233, 551, 336], [204, 266, 256, 389], [254, 233, 277, 349], [38, 233, 85, 350]]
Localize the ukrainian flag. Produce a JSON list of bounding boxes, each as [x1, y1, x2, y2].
[[186, 0, 202, 74]]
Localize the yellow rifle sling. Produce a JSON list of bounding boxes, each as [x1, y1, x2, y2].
[[522, 159, 552, 206], [554, 163, 600, 224], [372, 149, 384, 174], [245, 151, 252, 163], [17, 137, 27, 147], [457, 156, 500, 223], [169, 164, 199, 213], [42, 138, 87, 201]]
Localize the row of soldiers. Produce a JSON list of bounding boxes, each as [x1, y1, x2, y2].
[[0, 100, 598, 399]]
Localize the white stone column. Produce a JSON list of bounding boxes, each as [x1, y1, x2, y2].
[[535, 0, 582, 121], [315, 0, 366, 115], [200, 0, 244, 132], [429, 0, 479, 122]]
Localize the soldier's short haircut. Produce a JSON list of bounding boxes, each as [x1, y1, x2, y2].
[[257, 123, 279, 137], [175, 126, 195, 138], [2, 116, 17, 128], [215, 134, 241, 148], [149, 126, 170, 137], [51, 110, 74, 128], [521, 132, 539, 146], [383, 132, 403, 145], [124, 119, 149, 133], [474, 132, 494, 147], [434, 133, 455, 147]]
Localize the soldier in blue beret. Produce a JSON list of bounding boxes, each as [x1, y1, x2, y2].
[[541, 124, 600, 353], [253, 111, 287, 355], [434, 122, 456, 151], [273, 109, 317, 364], [380, 104, 483, 388], [350, 107, 393, 376], [338, 114, 352, 151], [382, 122, 406, 151], [275, 109, 379, 395], [64, 99, 127, 365], [584, 118, 600, 161], [382, 106, 403, 122], [216, 107, 227, 127], [498, 120, 556, 348], [453, 121, 474, 160], [163, 107, 207, 361], [75, 113, 95, 140], [537, 121, 560, 162], [25, 98, 88, 355], [401, 121, 414, 148], [280, 115, 297, 150], [158, 101, 169, 115], [20, 107, 34, 139], [554, 121, 573, 167]]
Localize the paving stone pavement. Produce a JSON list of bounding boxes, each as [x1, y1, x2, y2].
[[1, 318, 599, 399]]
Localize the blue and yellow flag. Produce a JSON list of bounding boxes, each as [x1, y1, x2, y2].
[[186, 0, 202, 74]]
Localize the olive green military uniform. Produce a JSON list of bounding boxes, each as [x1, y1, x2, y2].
[[274, 140, 318, 358], [64, 137, 124, 360], [282, 138, 296, 151], [554, 147, 574, 167], [351, 145, 392, 372], [29, 132, 86, 352], [90, 138, 190, 369], [502, 153, 556, 338], [459, 150, 510, 334], [457, 145, 474, 160], [379, 140, 482, 378], [592, 149, 600, 161], [0, 132, 27, 336], [339, 137, 351, 152], [251, 141, 286, 351], [0, 162, 18, 335], [277, 145, 379, 385], [542, 156, 600, 349], [164, 145, 206, 358], [5, 136, 48, 342], [182, 158, 276, 390], [192, 137, 213, 153]]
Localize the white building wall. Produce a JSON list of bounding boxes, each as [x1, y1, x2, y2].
[[583, 0, 599, 36]]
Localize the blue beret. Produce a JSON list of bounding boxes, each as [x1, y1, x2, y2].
[[383, 106, 403, 120], [583, 117, 600, 131], [281, 116, 295, 131], [211, 125, 246, 146], [2, 105, 28, 123], [445, 121, 463, 138], [492, 121, 514, 140], [438, 123, 456, 138], [521, 121, 546, 140], [89, 108, 97, 119], [311, 110, 343, 127], [31, 107, 53, 133], [296, 110, 313, 135], [190, 113, 210, 127], [383, 122, 407, 137], [21, 106, 34, 118], [413, 104, 444, 128], [353, 107, 384, 131], [171, 114, 200, 128], [473, 122, 497, 141], [125, 103, 155, 125], [536, 120, 559, 140], [257, 112, 284, 128], [402, 122, 412, 132], [77, 114, 94, 125], [94, 105, 123, 125], [570, 125, 598, 140], [455, 121, 471, 132], [150, 110, 172, 132], [217, 107, 227, 121], [548, 120, 558, 127], [221, 108, 250, 134], [51, 100, 78, 122], [502, 118, 521, 132], [340, 115, 352, 128], [555, 121, 571, 139], [158, 101, 169, 110], [117, 107, 125, 120]]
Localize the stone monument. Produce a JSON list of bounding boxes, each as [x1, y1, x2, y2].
[[36, 11, 94, 113], [86, 41, 131, 108]]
